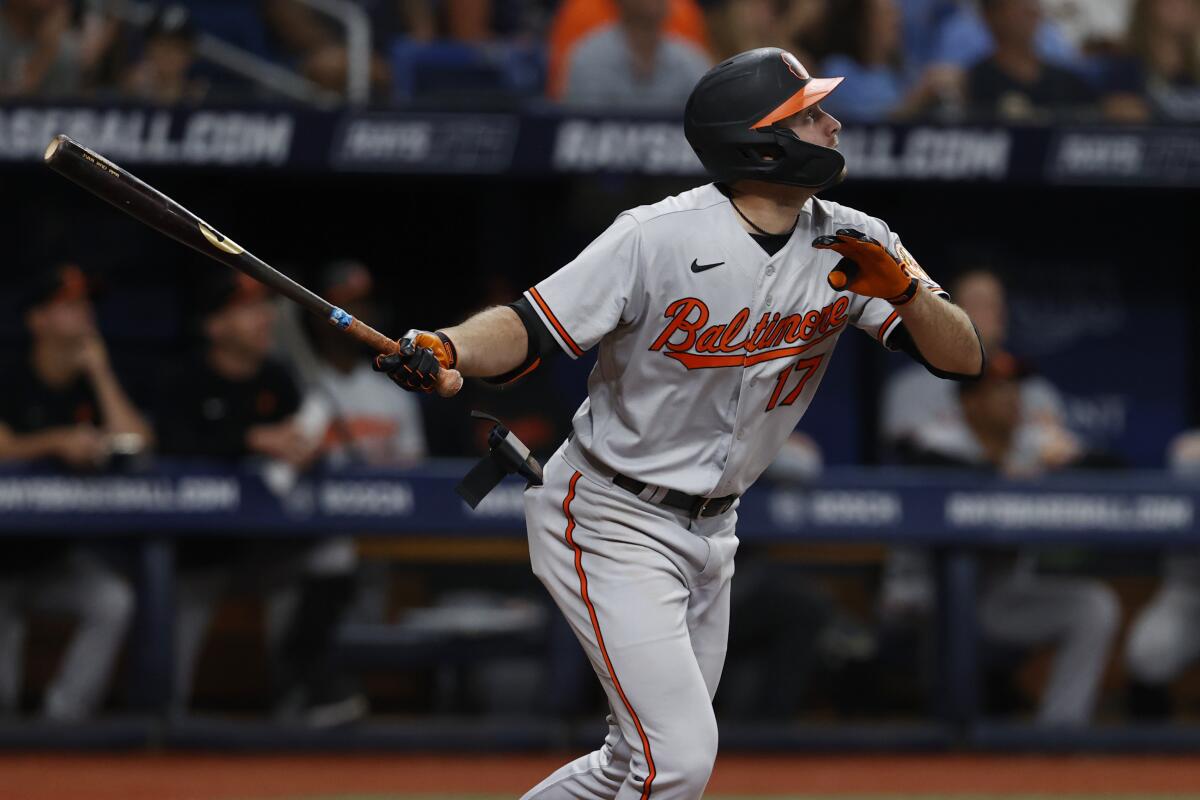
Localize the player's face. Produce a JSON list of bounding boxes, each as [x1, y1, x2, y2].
[[27, 297, 96, 345], [985, 0, 1040, 45], [778, 103, 841, 149], [207, 299, 276, 360], [1149, 0, 1198, 30]]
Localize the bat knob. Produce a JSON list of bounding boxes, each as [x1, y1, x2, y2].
[[44, 134, 68, 162]]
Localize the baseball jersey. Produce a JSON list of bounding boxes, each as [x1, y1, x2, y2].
[[882, 365, 1066, 446], [525, 182, 945, 498], [155, 356, 300, 460], [0, 359, 99, 435], [307, 361, 426, 467]]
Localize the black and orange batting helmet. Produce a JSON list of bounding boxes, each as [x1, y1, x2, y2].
[[683, 48, 846, 189]]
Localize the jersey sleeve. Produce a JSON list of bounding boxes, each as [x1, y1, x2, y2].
[[524, 213, 644, 358], [850, 231, 947, 350]]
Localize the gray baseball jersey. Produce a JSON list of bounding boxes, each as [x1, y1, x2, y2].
[[525, 182, 945, 497], [519, 183, 947, 800]]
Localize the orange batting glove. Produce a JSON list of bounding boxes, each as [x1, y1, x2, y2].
[[812, 228, 918, 305], [374, 329, 462, 396]]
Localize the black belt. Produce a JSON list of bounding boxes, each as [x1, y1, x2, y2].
[[612, 474, 738, 519]]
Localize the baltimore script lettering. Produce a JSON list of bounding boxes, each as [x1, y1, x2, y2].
[[649, 296, 850, 369]]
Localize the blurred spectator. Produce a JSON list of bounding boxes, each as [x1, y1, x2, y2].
[[965, 0, 1100, 120], [880, 270, 1120, 726], [895, 0, 959, 70], [121, 5, 208, 105], [269, 259, 431, 723], [779, 0, 833, 64], [703, 0, 830, 65], [1041, 0, 1134, 55], [561, 0, 711, 110], [702, 0, 778, 64], [930, 0, 1082, 70], [377, 0, 529, 42], [547, 0, 708, 98], [155, 271, 350, 720], [880, 269, 1078, 507], [1123, 433, 1200, 717], [263, 0, 391, 99], [882, 269, 1065, 451], [905, 352, 1083, 475], [1100, 0, 1200, 121], [0, 264, 140, 721], [820, 0, 967, 121], [879, 270, 1066, 627], [902, 354, 1120, 725], [157, 272, 313, 465], [297, 260, 426, 467], [0, 0, 83, 96]]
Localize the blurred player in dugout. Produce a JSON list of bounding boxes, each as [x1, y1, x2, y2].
[[0, 264, 142, 721], [1124, 428, 1200, 716], [275, 259, 427, 467], [273, 259, 429, 717], [155, 270, 363, 724], [879, 269, 1119, 726]]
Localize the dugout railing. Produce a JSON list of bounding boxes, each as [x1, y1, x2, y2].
[[1, 461, 1199, 751]]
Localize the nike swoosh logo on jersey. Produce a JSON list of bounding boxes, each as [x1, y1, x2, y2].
[[690, 259, 725, 273]]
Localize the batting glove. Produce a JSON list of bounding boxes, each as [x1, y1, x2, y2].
[[812, 228, 918, 305], [373, 329, 458, 393]]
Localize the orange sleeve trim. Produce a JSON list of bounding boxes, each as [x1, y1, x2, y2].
[[563, 471, 656, 799], [529, 287, 584, 357], [512, 357, 541, 382], [877, 309, 901, 343]]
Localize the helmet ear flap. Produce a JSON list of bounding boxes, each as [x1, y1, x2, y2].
[[741, 143, 786, 163]]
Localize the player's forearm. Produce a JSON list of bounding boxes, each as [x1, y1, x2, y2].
[[895, 286, 984, 375], [0, 427, 65, 462], [88, 367, 154, 442], [441, 305, 530, 378]]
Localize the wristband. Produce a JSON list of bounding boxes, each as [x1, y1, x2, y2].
[[887, 278, 919, 307], [434, 330, 458, 369]]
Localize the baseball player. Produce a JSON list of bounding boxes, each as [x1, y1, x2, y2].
[[377, 48, 984, 799]]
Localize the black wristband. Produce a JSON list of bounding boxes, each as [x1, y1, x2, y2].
[[434, 330, 457, 369], [887, 277, 919, 306]]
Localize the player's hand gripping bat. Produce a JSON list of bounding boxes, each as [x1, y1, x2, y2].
[[43, 134, 463, 397]]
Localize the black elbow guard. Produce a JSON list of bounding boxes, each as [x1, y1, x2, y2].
[[483, 296, 558, 385], [891, 321, 986, 383]]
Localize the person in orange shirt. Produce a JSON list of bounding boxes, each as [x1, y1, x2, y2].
[[547, 0, 709, 98]]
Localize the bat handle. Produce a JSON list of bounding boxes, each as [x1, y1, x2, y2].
[[327, 306, 396, 354], [329, 307, 463, 397]]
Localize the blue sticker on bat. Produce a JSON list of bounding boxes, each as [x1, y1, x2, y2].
[[329, 307, 353, 329]]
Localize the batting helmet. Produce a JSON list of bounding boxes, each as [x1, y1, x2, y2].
[[684, 48, 846, 189]]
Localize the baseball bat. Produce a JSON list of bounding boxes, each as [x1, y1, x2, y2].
[[42, 134, 462, 395], [44, 134, 388, 349]]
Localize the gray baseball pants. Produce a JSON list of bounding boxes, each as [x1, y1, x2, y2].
[[522, 442, 738, 800], [0, 547, 133, 720]]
